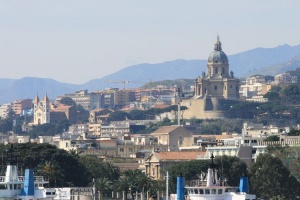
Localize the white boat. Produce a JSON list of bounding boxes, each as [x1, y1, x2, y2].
[[170, 154, 256, 200], [0, 162, 56, 200]]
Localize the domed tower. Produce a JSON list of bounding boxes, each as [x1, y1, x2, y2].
[[194, 36, 239, 100], [207, 36, 230, 78]]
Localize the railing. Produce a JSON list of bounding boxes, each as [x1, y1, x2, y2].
[[0, 176, 46, 183]]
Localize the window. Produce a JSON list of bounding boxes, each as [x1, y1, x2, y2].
[[120, 148, 124, 152], [214, 86, 217, 90], [211, 189, 216, 194], [199, 189, 204, 194], [215, 67, 218, 73], [194, 189, 198, 194], [205, 189, 210, 194], [218, 189, 222, 194]]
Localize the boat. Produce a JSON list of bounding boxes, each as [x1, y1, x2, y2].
[[170, 154, 256, 200], [0, 148, 56, 200], [0, 145, 95, 200]]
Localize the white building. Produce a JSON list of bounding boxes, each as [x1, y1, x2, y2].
[[274, 72, 297, 84], [0, 104, 12, 119]]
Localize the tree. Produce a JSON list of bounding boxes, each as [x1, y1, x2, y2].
[[264, 91, 280, 102], [95, 177, 112, 200], [109, 111, 131, 121], [129, 109, 146, 120], [287, 129, 300, 136], [264, 135, 280, 141], [136, 173, 155, 200], [60, 97, 76, 107], [114, 177, 130, 200], [283, 84, 300, 104], [37, 161, 63, 187], [12, 124, 23, 134], [2, 143, 89, 187], [0, 118, 13, 133], [123, 169, 143, 198], [249, 153, 300, 199]]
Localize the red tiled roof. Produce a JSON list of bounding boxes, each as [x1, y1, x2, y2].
[[152, 105, 170, 109], [51, 104, 72, 112]]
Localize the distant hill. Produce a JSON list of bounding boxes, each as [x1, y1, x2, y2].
[[244, 55, 300, 77], [1, 43, 300, 104], [82, 44, 300, 91], [0, 77, 78, 104]]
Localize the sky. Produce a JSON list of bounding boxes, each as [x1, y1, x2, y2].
[[0, 0, 299, 84]]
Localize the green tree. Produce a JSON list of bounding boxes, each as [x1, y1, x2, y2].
[[264, 135, 280, 141], [114, 177, 130, 200], [264, 91, 280, 101], [37, 161, 63, 187], [129, 109, 146, 120], [283, 84, 300, 104], [123, 169, 143, 198], [95, 177, 112, 200], [60, 97, 76, 107], [12, 124, 23, 134], [3, 143, 89, 187], [0, 118, 13, 133], [136, 173, 155, 200], [109, 111, 131, 121], [249, 153, 300, 199], [287, 129, 300, 136]]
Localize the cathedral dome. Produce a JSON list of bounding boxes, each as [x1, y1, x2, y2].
[[208, 36, 228, 64]]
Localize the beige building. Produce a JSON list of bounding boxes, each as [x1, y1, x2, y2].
[[150, 126, 194, 151], [144, 151, 204, 179], [181, 37, 240, 119], [89, 123, 101, 136]]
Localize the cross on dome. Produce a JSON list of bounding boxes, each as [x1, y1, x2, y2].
[[214, 35, 222, 51]]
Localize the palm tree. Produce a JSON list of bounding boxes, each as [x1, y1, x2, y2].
[[105, 162, 121, 182], [114, 177, 130, 200], [95, 177, 112, 200], [37, 160, 62, 187], [124, 169, 143, 199], [136, 173, 155, 200], [68, 149, 79, 158]]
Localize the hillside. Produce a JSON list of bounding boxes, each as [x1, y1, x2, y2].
[[1, 43, 300, 104]]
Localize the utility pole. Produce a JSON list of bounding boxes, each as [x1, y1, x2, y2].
[[166, 171, 169, 200]]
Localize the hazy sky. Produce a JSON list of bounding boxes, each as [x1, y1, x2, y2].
[[0, 0, 299, 84]]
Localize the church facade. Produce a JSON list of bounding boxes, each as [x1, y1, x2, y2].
[[181, 37, 240, 119], [33, 94, 50, 125]]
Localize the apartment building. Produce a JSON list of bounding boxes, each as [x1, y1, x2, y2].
[[13, 99, 32, 115]]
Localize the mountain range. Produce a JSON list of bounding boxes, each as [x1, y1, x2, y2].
[[2, 43, 300, 104]]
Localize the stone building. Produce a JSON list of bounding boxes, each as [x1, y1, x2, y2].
[[150, 126, 194, 151], [181, 37, 240, 119]]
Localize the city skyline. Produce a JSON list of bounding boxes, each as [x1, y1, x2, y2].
[[0, 0, 299, 84]]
